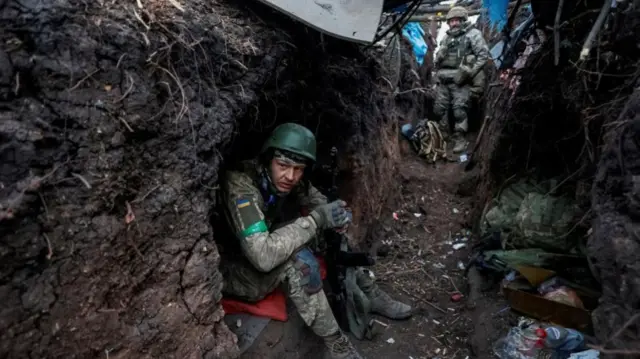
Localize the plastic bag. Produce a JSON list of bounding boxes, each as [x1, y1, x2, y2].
[[543, 287, 585, 309], [494, 317, 544, 359]]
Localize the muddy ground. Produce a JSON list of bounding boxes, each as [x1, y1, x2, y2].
[[353, 141, 511, 359]]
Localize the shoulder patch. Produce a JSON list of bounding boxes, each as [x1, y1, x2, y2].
[[237, 198, 251, 209], [233, 196, 266, 238]]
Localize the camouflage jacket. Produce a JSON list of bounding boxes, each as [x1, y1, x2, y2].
[[435, 22, 490, 79], [218, 160, 328, 273]]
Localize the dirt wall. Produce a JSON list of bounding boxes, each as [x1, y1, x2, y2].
[[471, 2, 640, 354], [589, 93, 640, 355], [0, 1, 417, 358], [0, 0, 289, 357]]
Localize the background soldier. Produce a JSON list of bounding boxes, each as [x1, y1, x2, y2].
[[434, 6, 490, 154]]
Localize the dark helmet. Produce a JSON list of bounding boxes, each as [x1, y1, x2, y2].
[[261, 123, 317, 162], [446, 6, 468, 21]]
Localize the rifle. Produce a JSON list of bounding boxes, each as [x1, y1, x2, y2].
[[323, 146, 376, 335]]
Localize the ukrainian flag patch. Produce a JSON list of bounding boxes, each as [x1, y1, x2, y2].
[[236, 198, 251, 209]]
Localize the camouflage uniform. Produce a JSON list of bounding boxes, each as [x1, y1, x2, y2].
[[219, 160, 411, 337], [217, 123, 411, 359], [434, 7, 490, 152], [218, 160, 337, 336]]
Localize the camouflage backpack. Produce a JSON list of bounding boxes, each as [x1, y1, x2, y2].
[[408, 120, 447, 163], [481, 179, 579, 252]]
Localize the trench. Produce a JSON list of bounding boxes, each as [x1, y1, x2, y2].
[[1, 0, 639, 358]]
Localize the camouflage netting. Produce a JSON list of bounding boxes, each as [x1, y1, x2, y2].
[[472, 0, 640, 355], [0, 0, 421, 358]]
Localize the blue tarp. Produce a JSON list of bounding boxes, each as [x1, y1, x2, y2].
[[402, 22, 428, 65], [482, 0, 510, 31]]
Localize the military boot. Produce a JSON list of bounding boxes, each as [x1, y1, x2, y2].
[[356, 269, 412, 319], [451, 132, 469, 154], [323, 332, 365, 359], [367, 286, 413, 320]]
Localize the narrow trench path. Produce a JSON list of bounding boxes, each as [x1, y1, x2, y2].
[[237, 143, 510, 359], [355, 149, 507, 359]]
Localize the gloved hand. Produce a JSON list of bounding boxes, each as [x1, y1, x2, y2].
[[310, 200, 350, 230], [454, 65, 472, 85]]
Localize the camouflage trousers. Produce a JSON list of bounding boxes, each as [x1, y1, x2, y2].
[[222, 257, 376, 337], [433, 83, 470, 133]]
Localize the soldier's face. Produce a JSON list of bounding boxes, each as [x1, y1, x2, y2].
[[448, 18, 462, 28], [270, 158, 306, 192]]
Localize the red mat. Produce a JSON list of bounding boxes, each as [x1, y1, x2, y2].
[[221, 255, 327, 322]]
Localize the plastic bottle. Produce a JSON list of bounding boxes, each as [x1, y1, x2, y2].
[[535, 326, 585, 358]]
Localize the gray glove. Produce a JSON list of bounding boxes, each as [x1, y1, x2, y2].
[[310, 200, 350, 229], [454, 65, 472, 85]]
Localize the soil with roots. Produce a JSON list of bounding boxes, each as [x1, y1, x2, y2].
[[0, 0, 422, 358]]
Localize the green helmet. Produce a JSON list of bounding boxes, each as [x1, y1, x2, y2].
[[261, 123, 317, 162], [446, 6, 468, 21]]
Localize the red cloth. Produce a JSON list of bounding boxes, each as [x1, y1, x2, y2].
[[221, 255, 327, 322]]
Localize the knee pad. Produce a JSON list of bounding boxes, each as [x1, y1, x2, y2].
[[294, 248, 323, 294]]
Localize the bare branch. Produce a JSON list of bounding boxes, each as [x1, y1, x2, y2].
[[579, 0, 612, 61], [554, 0, 566, 65]]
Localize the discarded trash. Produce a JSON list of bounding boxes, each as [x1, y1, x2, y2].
[[459, 153, 468, 162], [516, 265, 556, 287], [457, 261, 466, 270], [451, 293, 464, 302], [505, 271, 518, 282], [543, 287, 585, 309], [453, 208, 460, 214], [386, 337, 395, 344], [535, 325, 586, 353], [453, 243, 467, 250], [413, 213, 422, 218], [393, 212, 399, 220], [493, 317, 543, 359]]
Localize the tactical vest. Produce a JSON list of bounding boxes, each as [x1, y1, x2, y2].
[[439, 32, 472, 69]]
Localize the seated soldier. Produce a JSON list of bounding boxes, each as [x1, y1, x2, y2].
[[217, 123, 412, 359]]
